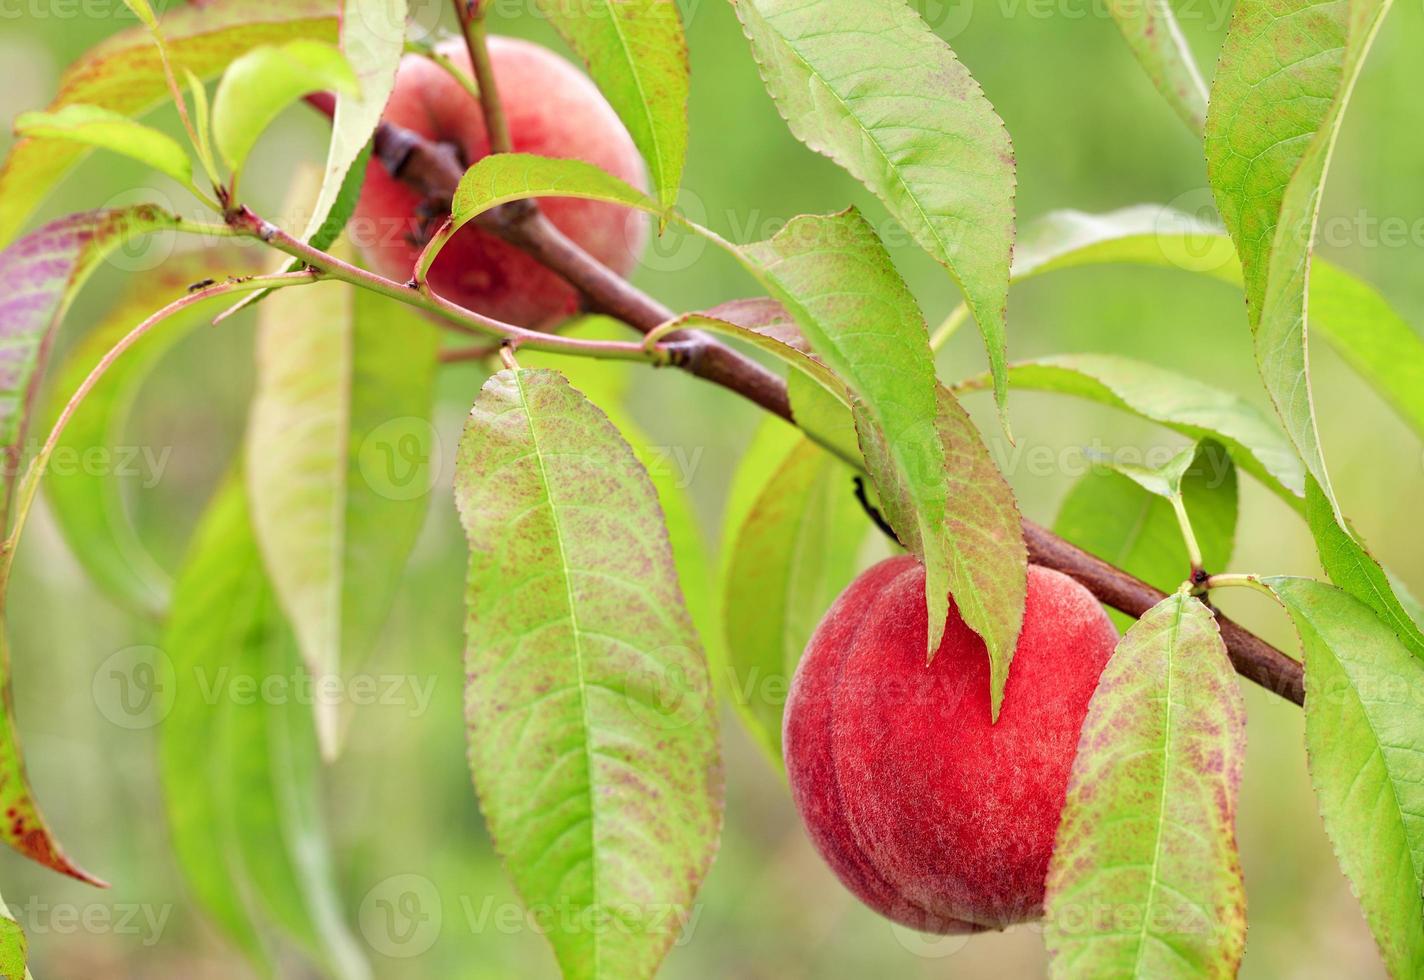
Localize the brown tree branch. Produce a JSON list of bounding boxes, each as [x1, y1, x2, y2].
[[308, 104, 1304, 707]]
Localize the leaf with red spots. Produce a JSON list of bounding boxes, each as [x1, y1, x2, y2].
[[1267, 577, 1424, 976], [455, 367, 722, 980], [0, 0, 339, 246], [855, 385, 1027, 720], [1045, 592, 1247, 978]]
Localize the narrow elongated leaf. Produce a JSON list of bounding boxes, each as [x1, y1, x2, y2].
[[212, 40, 360, 174], [533, 0, 688, 212], [722, 437, 865, 764], [742, 210, 954, 657], [1205, 0, 1394, 518], [856, 385, 1026, 717], [1056, 444, 1237, 622], [1267, 577, 1424, 975], [246, 242, 438, 757], [733, 0, 1016, 418], [299, 0, 404, 246], [0, 0, 338, 246], [161, 477, 369, 979], [14, 105, 193, 186], [456, 367, 721, 980], [959, 354, 1304, 505], [1012, 206, 1424, 444], [1304, 476, 1424, 660], [1045, 592, 1247, 978], [45, 247, 261, 616], [1107, 0, 1208, 133]]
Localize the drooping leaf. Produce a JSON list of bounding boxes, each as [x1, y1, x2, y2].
[[246, 240, 439, 758], [733, 0, 1016, 420], [160, 476, 369, 979], [0, 0, 339, 245], [299, 0, 404, 246], [1267, 577, 1424, 976], [212, 39, 360, 175], [1056, 442, 1237, 625], [721, 437, 865, 765], [1304, 476, 1424, 660], [742, 210, 955, 658], [958, 354, 1304, 505], [45, 246, 261, 616], [533, 0, 688, 212], [1045, 591, 1247, 977], [856, 385, 1026, 718], [1106, 0, 1208, 133], [1205, 0, 1394, 518], [455, 367, 721, 980], [13, 105, 194, 186], [1012, 206, 1424, 444]]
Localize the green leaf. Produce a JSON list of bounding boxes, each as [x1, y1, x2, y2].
[[1106, 0, 1208, 133], [0, 0, 339, 246], [1304, 476, 1424, 660], [1056, 442, 1237, 620], [161, 476, 369, 979], [246, 241, 438, 758], [742, 210, 954, 657], [0, 890, 25, 980], [1205, 0, 1394, 518], [45, 247, 261, 616], [213, 39, 360, 175], [856, 385, 1026, 718], [1045, 592, 1247, 978], [427, 152, 662, 280], [1266, 577, 1424, 976], [456, 367, 721, 980], [959, 354, 1304, 506], [14, 105, 193, 186], [733, 0, 1017, 421], [1095, 442, 1202, 501], [299, 0, 405, 246], [121, 0, 159, 29], [532, 0, 688, 213], [1012, 206, 1424, 444], [721, 437, 865, 765]]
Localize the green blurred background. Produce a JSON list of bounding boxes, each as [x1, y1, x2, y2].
[[2, 0, 1421, 975]]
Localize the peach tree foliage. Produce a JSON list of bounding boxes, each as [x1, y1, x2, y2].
[[0, 0, 1419, 976]]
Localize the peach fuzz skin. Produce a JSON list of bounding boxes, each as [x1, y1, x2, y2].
[[783, 557, 1119, 932], [352, 36, 648, 328]]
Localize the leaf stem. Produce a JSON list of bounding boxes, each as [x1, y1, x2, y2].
[[1205, 573, 1275, 597], [1169, 494, 1205, 577]]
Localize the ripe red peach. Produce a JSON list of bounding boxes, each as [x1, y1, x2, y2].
[[783, 557, 1118, 931], [351, 36, 647, 327]]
